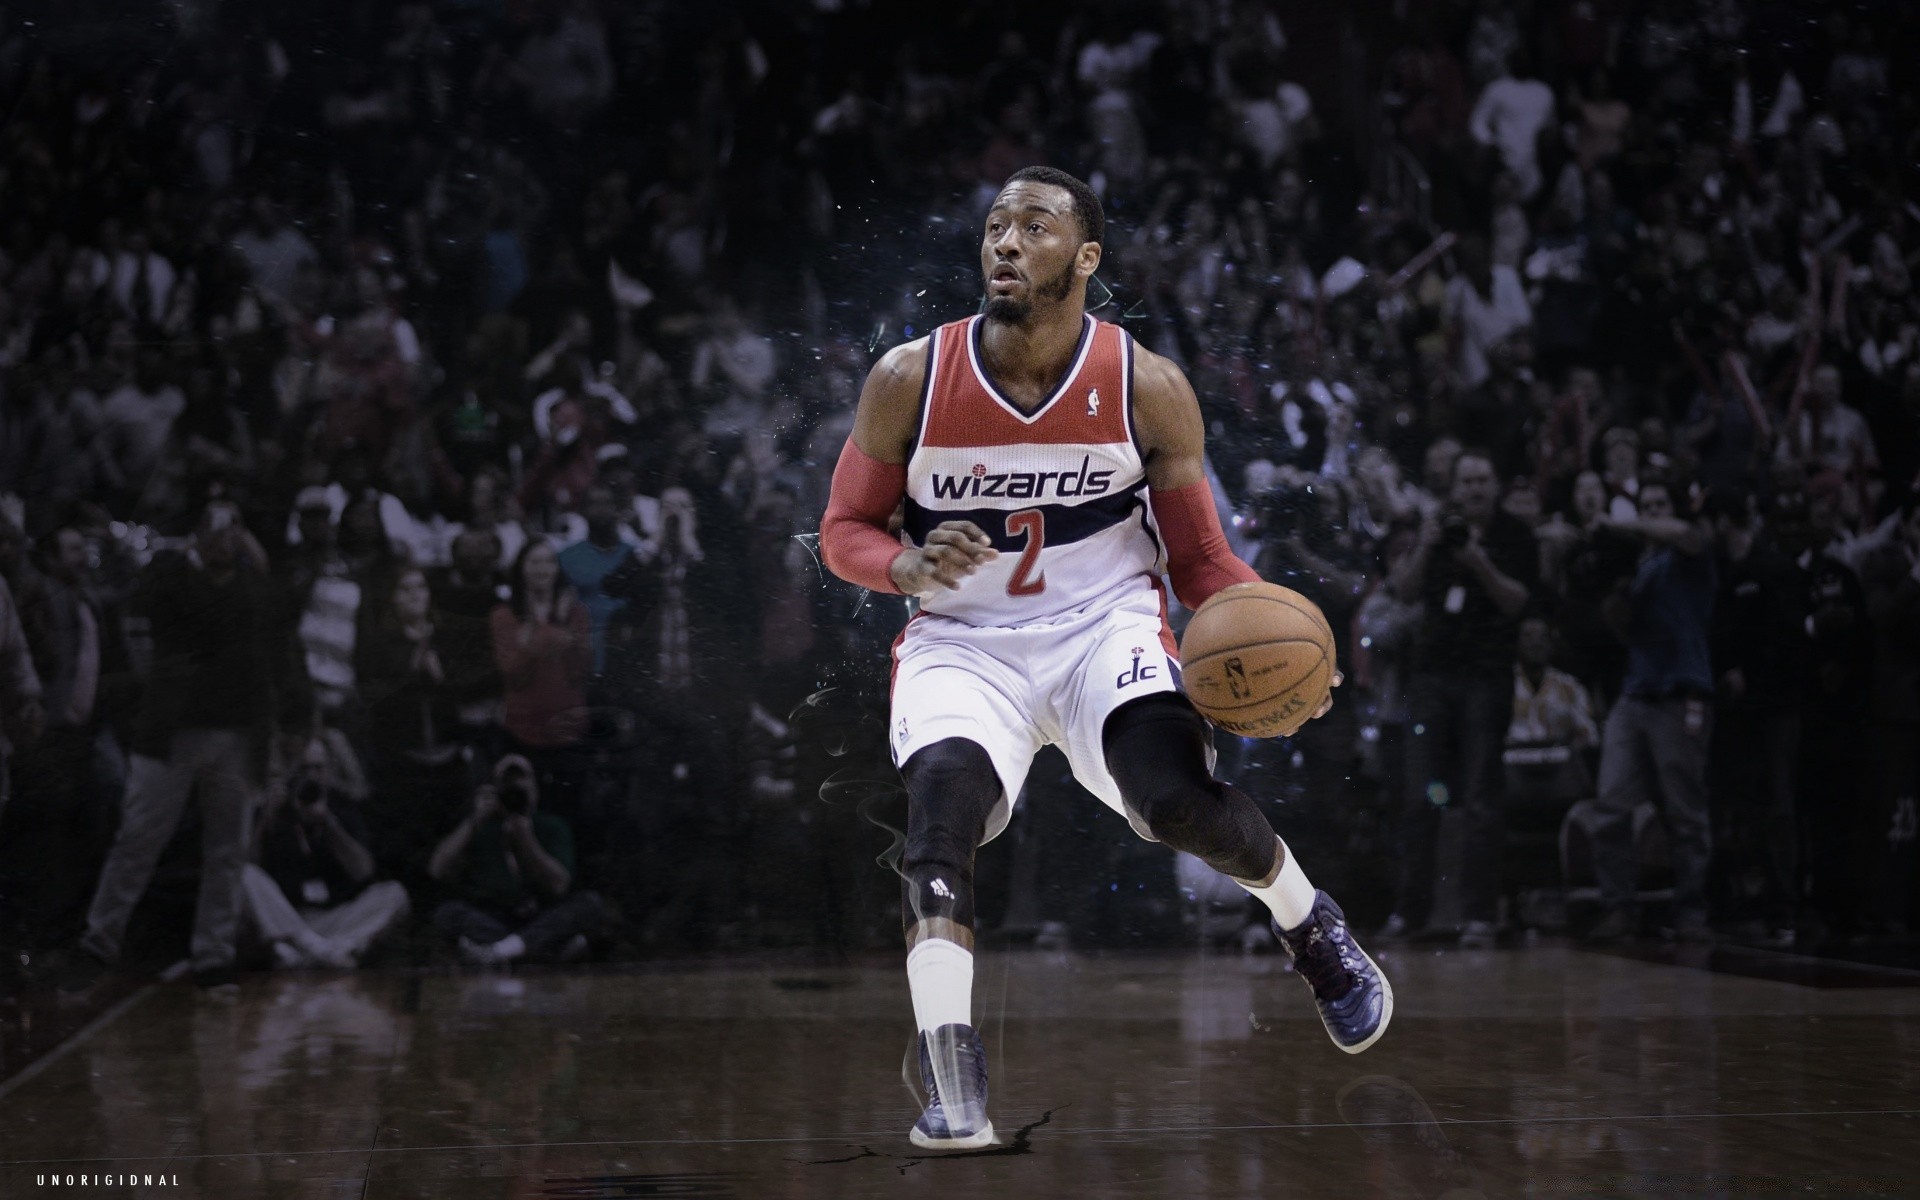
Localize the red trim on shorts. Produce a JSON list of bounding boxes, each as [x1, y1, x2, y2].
[[1152, 577, 1179, 661], [888, 611, 925, 702]]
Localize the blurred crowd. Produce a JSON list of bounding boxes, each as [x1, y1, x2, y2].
[[0, 0, 1916, 990]]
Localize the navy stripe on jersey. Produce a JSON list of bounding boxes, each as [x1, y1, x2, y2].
[[904, 486, 1143, 551], [905, 325, 939, 459]]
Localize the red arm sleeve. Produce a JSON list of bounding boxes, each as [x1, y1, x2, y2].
[[821, 438, 907, 594], [1150, 480, 1260, 610]]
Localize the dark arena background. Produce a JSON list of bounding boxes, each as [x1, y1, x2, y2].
[[1, 0, 1919, 1195]]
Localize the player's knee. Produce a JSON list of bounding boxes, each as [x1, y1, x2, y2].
[[1103, 696, 1215, 825], [902, 737, 998, 867], [1132, 778, 1218, 847]]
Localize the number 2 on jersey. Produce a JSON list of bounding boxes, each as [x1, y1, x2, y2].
[[1005, 509, 1046, 596]]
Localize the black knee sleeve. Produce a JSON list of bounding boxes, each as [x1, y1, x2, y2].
[[900, 737, 1001, 938], [1103, 695, 1278, 882]]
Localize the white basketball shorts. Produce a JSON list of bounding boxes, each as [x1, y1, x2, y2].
[[889, 585, 1203, 843]]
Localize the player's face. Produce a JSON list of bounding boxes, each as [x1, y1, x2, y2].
[[980, 182, 1089, 324]]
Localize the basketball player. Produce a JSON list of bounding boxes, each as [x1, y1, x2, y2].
[[821, 167, 1391, 1151]]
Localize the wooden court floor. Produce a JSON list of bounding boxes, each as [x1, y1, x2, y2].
[[2, 945, 1918, 1198]]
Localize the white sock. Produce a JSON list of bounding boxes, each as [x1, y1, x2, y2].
[[491, 934, 527, 961], [1238, 838, 1319, 931], [905, 938, 974, 1034]]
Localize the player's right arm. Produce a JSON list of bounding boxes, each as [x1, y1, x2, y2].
[[821, 340, 997, 596]]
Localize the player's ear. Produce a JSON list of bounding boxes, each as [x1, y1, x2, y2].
[[1077, 241, 1102, 279]]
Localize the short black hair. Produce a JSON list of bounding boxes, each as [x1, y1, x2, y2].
[[1003, 166, 1104, 248]]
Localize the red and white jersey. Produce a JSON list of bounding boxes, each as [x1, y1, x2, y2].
[[904, 313, 1164, 627]]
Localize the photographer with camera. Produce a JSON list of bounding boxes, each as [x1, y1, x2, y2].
[[428, 753, 604, 965], [1384, 449, 1536, 947], [242, 731, 409, 969]]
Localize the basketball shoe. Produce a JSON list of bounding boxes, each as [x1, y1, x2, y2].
[[910, 1023, 994, 1150], [1276, 891, 1394, 1054]]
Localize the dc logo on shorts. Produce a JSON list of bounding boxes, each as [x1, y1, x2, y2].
[[1116, 645, 1160, 689], [897, 717, 909, 745]]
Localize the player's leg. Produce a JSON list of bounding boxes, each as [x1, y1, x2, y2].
[[1090, 693, 1393, 1053], [888, 626, 1039, 1151], [898, 737, 1001, 1150]]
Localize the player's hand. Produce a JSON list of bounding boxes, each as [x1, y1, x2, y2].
[[471, 785, 501, 823], [1310, 670, 1343, 722], [889, 520, 999, 595], [1271, 671, 1342, 739]]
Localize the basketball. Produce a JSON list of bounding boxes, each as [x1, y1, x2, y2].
[[1179, 582, 1336, 738]]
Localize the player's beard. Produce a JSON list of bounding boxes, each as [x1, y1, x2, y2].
[[982, 257, 1076, 325]]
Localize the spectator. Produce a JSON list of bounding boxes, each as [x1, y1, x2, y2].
[[1709, 489, 1809, 944], [3, 524, 121, 946], [1445, 236, 1532, 393], [228, 195, 317, 306], [1585, 480, 1719, 942], [427, 753, 604, 965], [1469, 53, 1556, 200], [1776, 364, 1881, 503], [513, 2, 616, 135], [90, 349, 186, 515], [357, 566, 490, 886], [0, 568, 43, 823], [1508, 615, 1600, 750], [243, 731, 410, 969], [57, 502, 281, 994], [1387, 450, 1536, 946], [557, 483, 640, 675], [490, 539, 590, 779], [1788, 478, 1875, 941], [428, 528, 507, 742]]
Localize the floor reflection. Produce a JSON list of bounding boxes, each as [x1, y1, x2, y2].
[[1336, 1075, 1485, 1199], [1, 949, 1917, 1197]]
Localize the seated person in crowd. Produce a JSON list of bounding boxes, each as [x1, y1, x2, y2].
[[427, 753, 604, 965], [1508, 614, 1600, 751], [243, 731, 411, 968]]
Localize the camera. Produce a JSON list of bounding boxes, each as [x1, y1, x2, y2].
[[295, 778, 326, 808], [1441, 512, 1472, 548]]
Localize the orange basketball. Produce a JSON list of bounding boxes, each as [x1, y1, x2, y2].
[[1179, 582, 1335, 738]]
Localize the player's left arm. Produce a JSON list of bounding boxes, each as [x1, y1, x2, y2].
[[1136, 347, 1340, 719], [1133, 346, 1261, 611]]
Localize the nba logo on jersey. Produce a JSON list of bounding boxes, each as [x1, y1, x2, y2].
[[1086, 388, 1100, 417]]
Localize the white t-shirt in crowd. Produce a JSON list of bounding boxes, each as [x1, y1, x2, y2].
[[1470, 76, 1555, 198], [1446, 267, 1532, 390], [1776, 402, 1880, 477]]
